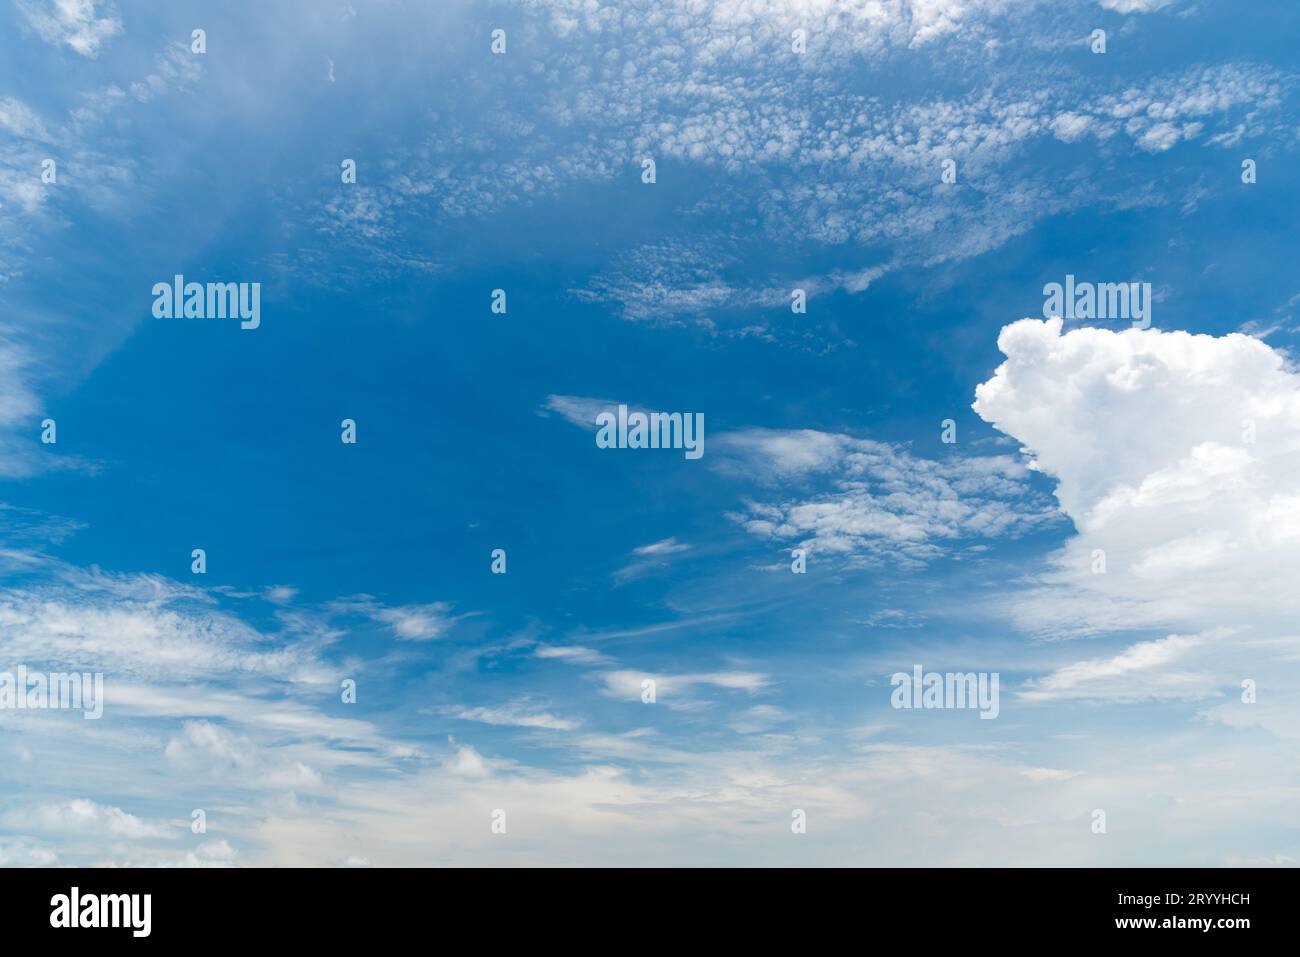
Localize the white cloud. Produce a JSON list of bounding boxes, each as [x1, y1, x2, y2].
[[112, 682, 404, 757], [973, 318, 1300, 637], [0, 575, 325, 681], [572, 239, 739, 323], [1019, 632, 1223, 702], [327, 594, 463, 642], [4, 798, 172, 840], [417, 18, 1280, 324], [717, 428, 1060, 566], [727, 704, 790, 734], [444, 702, 580, 731], [0, 840, 58, 866], [372, 602, 456, 641], [165, 719, 254, 768], [541, 394, 621, 429], [0, 338, 42, 433], [975, 317, 1300, 746], [599, 668, 771, 701], [1098, 0, 1173, 12], [164, 720, 330, 793], [525, 0, 1026, 59], [632, 537, 691, 558], [858, 608, 926, 629], [4, 0, 1298, 870], [265, 585, 298, 604], [17, 0, 123, 58], [614, 537, 693, 583], [1020, 768, 1084, 782], [103, 839, 239, 869], [534, 644, 613, 665], [1049, 111, 1094, 142], [0, 97, 51, 141], [444, 741, 491, 778], [537, 642, 774, 714]]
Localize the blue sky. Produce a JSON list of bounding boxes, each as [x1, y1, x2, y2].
[[2, 0, 1300, 866]]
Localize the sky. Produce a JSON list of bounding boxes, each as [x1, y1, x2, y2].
[[1, 0, 1299, 867]]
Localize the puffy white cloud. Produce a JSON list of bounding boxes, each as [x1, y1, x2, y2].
[[972, 315, 1300, 783], [973, 318, 1300, 637]]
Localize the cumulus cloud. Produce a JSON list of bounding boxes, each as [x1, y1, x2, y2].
[[975, 317, 1300, 741], [974, 318, 1300, 637]]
